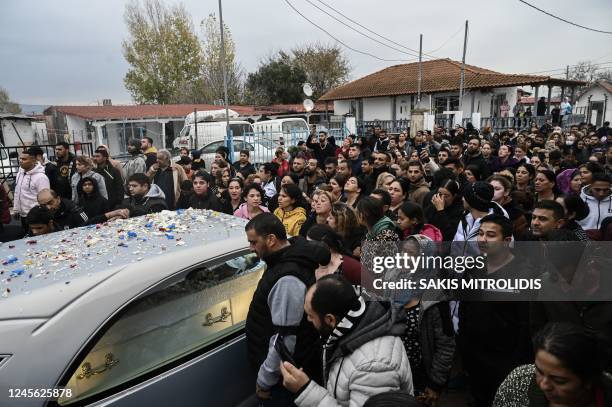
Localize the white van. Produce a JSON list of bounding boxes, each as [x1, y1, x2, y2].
[[251, 118, 309, 146], [172, 109, 254, 150], [0, 143, 19, 184], [173, 121, 254, 150]]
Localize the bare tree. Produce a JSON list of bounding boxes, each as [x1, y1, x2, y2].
[[122, 0, 203, 104]]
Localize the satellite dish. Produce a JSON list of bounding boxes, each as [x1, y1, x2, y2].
[[303, 99, 314, 112], [302, 83, 313, 97]]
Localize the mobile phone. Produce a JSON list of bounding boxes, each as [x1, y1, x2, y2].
[[274, 335, 298, 366]]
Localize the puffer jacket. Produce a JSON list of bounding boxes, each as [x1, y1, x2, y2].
[[13, 163, 50, 217], [273, 206, 307, 236], [295, 295, 413, 407], [578, 185, 612, 230]]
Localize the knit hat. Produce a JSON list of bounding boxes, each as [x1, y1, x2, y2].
[[463, 181, 494, 211]]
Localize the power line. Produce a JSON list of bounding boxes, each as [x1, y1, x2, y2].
[[313, 0, 440, 59], [524, 61, 612, 75], [303, 0, 421, 58], [425, 25, 464, 54], [284, 0, 414, 62], [517, 0, 612, 35]]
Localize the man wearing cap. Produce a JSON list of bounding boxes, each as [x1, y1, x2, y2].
[[13, 148, 50, 231], [93, 148, 125, 208], [452, 181, 509, 254]]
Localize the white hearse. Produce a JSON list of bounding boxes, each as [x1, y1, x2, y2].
[[0, 209, 264, 406]]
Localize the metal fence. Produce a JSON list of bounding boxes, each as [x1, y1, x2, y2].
[[354, 114, 588, 136], [0, 142, 95, 185]]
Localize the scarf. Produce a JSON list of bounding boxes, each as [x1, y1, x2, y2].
[[322, 292, 367, 382], [367, 216, 396, 240]]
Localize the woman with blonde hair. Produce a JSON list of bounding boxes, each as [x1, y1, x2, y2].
[[327, 201, 366, 258], [376, 172, 395, 192]]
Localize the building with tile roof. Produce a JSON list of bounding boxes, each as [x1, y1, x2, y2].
[[319, 58, 584, 130], [574, 80, 612, 127]]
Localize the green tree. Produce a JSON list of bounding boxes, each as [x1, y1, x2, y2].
[[0, 87, 21, 114], [122, 0, 203, 104], [199, 13, 244, 104], [291, 43, 350, 100], [246, 53, 307, 105]]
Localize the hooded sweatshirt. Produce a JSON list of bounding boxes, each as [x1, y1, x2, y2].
[[295, 292, 413, 407], [274, 206, 307, 236], [233, 202, 269, 220], [578, 185, 612, 230], [14, 163, 50, 217], [71, 170, 107, 204], [120, 184, 167, 216]]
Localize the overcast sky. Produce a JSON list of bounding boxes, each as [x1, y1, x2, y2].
[[2, 0, 611, 105]]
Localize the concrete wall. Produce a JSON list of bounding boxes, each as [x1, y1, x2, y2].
[[362, 97, 393, 121], [65, 115, 90, 143], [333, 100, 351, 116], [0, 119, 35, 146]]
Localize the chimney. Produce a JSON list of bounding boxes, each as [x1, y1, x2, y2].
[[102, 99, 112, 106]]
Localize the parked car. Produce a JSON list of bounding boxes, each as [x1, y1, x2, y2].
[[0, 209, 263, 406], [252, 118, 309, 146], [195, 138, 275, 168]]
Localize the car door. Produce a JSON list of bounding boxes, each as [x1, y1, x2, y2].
[[50, 250, 265, 407], [199, 141, 225, 169]]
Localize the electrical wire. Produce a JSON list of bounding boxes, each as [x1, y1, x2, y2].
[[425, 25, 464, 54], [284, 0, 415, 62], [313, 0, 440, 59], [303, 0, 421, 58], [523, 61, 612, 75], [517, 0, 612, 35]]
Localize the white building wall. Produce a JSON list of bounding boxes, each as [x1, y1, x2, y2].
[[333, 100, 351, 116], [0, 119, 35, 146], [575, 86, 611, 125], [396, 95, 412, 120], [65, 115, 89, 143], [363, 97, 392, 121]]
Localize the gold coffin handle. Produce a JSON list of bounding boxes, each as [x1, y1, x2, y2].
[[202, 306, 231, 326], [76, 353, 120, 380]]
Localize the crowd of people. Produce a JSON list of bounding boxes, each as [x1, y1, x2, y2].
[[2, 120, 612, 406]]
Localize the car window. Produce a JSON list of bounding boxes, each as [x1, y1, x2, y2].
[[201, 141, 223, 154], [57, 251, 265, 405]]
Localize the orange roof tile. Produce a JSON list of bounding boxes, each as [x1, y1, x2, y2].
[[319, 59, 585, 101], [44, 103, 330, 121]]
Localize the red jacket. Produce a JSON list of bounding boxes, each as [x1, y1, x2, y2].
[[272, 158, 290, 178], [0, 187, 10, 224]]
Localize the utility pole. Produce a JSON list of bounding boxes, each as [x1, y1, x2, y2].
[[218, 0, 232, 162], [417, 34, 423, 103], [459, 20, 468, 112]]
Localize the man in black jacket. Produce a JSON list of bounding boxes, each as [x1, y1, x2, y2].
[[121, 173, 167, 216], [306, 131, 336, 167], [37, 189, 127, 229], [232, 149, 256, 179], [245, 213, 330, 406], [459, 215, 534, 407], [463, 136, 491, 179], [54, 142, 76, 199], [93, 148, 125, 208]]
